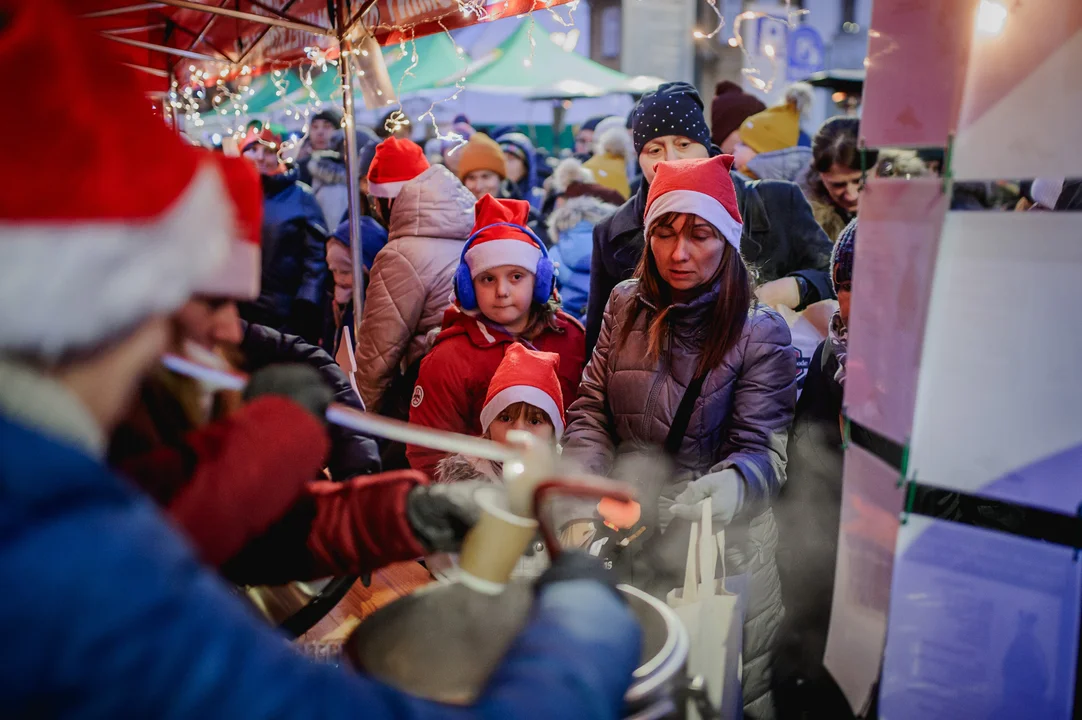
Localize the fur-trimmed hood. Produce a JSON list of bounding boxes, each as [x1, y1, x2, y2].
[[546, 196, 618, 244], [307, 150, 348, 187], [435, 453, 501, 483]]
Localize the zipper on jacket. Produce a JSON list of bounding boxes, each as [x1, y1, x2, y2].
[[640, 332, 670, 442]]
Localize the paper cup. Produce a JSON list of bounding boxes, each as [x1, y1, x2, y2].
[[458, 487, 538, 594]]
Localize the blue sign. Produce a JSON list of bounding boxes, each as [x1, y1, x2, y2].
[[787, 25, 825, 81]]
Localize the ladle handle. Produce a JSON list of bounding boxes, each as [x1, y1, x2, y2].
[[532, 478, 636, 560]]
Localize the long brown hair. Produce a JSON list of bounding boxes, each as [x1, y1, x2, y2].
[[622, 212, 754, 376]]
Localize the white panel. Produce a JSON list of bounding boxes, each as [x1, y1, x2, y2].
[[909, 211, 1082, 513]]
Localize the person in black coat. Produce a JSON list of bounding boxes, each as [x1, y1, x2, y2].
[[585, 83, 835, 354], [238, 129, 330, 345], [239, 321, 381, 480]]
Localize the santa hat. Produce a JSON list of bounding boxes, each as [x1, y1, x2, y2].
[[194, 154, 263, 300], [367, 137, 430, 198], [644, 155, 743, 251], [0, 0, 233, 360], [464, 195, 542, 278], [480, 343, 565, 438], [239, 126, 281, 154]]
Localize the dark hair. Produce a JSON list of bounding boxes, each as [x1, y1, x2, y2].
[[621, 212, 754, 376], [523, 297, 564, 338], [806, 117, 876, 205]]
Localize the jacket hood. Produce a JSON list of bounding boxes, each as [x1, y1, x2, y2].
[[307, 150, 348, 186], [435, 453, 501, 483], [746, 146, 812, 184], [547, 196, 618, 242], [388, 164, 476, 243]]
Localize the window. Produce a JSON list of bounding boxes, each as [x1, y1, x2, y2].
[[601, 6, 621, 59]]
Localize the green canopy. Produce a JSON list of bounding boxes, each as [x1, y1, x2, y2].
[[261, 33, 467, 113], [445, 19, 631, 95], [383, 32, 469, 96]]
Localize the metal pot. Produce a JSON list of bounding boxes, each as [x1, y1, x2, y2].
[[346, 578, 688, 718]]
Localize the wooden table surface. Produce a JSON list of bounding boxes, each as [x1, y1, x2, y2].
[[299, 561, 434, 644]]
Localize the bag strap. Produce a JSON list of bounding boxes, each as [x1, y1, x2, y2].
[[664, 373, 707, 457]]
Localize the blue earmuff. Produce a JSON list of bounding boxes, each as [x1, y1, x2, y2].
[[453, 222, 555, 311]]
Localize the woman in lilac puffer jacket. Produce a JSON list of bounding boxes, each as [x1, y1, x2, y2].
[[563, 155, 797, 720]]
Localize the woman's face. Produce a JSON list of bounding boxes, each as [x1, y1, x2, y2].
[[639, 136, 710, 183], [488, 402, 555, 445], [820, 163, 863, 213], [649, 213, 726, 293], [325, 241, 353, 304], [473, 264, 536, 334], [504, 152, 527, 183]]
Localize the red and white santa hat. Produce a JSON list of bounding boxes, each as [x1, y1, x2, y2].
[[643, 154, 743, 250], [367, 137, 430, 198], [480, 343, 565, 438], [465, 195, 542, 279], [0, 0, 234, 360], [194, 154, 263, 300]]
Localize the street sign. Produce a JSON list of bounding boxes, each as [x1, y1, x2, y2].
[[787, 25, 825, 81]]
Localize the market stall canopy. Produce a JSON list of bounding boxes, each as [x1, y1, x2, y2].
[[80, 0, 575, 91], [436, 18, 636, 96], [258, 31, 467, 112]]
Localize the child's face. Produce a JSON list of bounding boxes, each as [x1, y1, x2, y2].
[[488, 402, 555, 445], [473, 265, 535, 334]]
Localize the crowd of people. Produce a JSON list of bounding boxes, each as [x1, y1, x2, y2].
[[4, 1, 1080, 718]]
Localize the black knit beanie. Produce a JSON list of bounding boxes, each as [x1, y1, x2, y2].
[[631, 82, 712, 155], [832, 218, 857, 293], [312, 109, 342, 127]]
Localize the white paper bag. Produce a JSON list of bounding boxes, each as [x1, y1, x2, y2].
[[665, 498, 741, 720]]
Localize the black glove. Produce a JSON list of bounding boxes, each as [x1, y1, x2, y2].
[[536, 550, 622, 601], [405, 481, 484, 553], [287, 300, 323, 345], [243, 363, 332, 424]]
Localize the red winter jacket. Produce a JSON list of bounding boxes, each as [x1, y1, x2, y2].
[[114, 390, 426, 582], [407, 305, 587, 477]]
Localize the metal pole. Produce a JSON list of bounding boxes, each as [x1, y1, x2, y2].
[[336, 0, 366, 344], [160, 354, 517, 463], [155, 0, 336, 37], [102, 33, 222, 62]]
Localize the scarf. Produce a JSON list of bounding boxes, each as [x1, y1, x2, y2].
[[827, 309, 849, 385]]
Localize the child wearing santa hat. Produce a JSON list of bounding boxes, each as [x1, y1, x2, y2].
[[407, 195, 586, 478], [426, 344, 564, 581]]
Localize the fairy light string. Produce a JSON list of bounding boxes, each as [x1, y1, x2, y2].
[[167, 0, 580, 161], [692, 0, 810, 93]]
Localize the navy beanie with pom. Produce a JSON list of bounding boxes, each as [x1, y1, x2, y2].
[[631, 82, 712, 155]]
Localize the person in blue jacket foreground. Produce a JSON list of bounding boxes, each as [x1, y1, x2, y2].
[[0, 3, 641, 717]]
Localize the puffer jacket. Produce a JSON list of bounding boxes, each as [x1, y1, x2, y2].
[[563, 279, 797, 719], [354, 165, 475, 413], [745, 146, 813, 184], [408, 305, 586, 478], [548, 196, 618, 322]]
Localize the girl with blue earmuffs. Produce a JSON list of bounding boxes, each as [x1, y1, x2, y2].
[[406, 194, 587, 478]]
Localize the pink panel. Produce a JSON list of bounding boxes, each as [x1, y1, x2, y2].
[[860, 0, 979, 148], [845, 177, 947, 446], [823, 445, 905, 714], [959, 0, 1082, 130]]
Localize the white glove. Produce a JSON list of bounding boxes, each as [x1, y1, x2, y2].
[[669, 468, 745, 526]]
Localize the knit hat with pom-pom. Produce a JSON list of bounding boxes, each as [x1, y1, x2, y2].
[[738, 82, 814, 154]]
